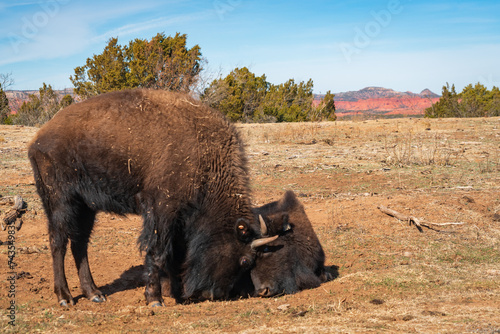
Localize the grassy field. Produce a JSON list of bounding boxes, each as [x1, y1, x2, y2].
[[1, 117, 499, 333]]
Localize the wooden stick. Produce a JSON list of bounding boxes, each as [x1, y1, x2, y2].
[[425, 222, 465, 226], [1, 195, 26, 231], [13, 195, 24, 211], [377, 205, 424, 232], [377, 205, 464, 233]]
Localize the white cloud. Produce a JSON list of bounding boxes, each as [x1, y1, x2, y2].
[[90, 11, 211, 44], [0, 13, 92, 66]]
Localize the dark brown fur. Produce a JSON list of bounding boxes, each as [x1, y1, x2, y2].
[[28, 89, 261, 306], [251, 191, 332, 297]]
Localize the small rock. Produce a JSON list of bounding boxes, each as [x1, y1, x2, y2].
[[463, 196, 475, 203], [291, 310, 308, 317], [370, 299, 384, 305], [16, 271, 33, 279], [486, 269, 500, 276], [277, 304, 290, 311], [422, 310, 446, 316], [15, 218, 23, 231]]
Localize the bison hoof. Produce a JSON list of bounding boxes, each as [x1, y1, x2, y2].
[[59, 299, 71, 307], [90, 295, 106, 303], [149, 301, 163, 307]]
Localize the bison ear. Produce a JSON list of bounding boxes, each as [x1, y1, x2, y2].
[[282, 213, 292, 232], [282, 190, 300, 209], [235, 218, 253, 242]]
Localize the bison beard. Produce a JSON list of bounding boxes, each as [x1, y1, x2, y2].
[[28, 89, 277, 306]]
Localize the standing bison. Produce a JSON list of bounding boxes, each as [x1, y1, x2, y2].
[[28, 89, 277, 307], [251, 191, 332, 297]]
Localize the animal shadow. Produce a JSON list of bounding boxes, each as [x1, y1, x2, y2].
[[99, 265, 146, 296], [73, 265, 145, 303], [74, 264, 340, 303]]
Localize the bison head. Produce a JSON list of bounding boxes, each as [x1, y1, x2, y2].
[[180, 214, 279, 301], [250, 191, 332, 297]]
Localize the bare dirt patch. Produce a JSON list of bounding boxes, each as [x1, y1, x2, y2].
[[1, 118, 499, 333]]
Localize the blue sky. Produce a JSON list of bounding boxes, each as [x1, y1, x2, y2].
[[1, 0, 499, 94]]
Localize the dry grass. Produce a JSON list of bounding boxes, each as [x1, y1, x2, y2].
[[1, 118, 499, 333]]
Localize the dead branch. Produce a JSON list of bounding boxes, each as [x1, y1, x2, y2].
[[1, 195, 26, 231], [377, 205, 464, 233]]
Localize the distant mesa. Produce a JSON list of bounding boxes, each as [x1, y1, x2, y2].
[[315, 86, 440, 117], [5, 88, 75, 104], [419, 88, 440, 98], [330, 86, 439, 102]]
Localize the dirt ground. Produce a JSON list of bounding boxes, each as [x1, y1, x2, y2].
[[1, 117, 499, 333]]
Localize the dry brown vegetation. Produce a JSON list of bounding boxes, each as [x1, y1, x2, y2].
[[1, 117, 499, 333]]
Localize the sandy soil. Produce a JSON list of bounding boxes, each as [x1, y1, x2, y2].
[[1, 117, 499, 333]]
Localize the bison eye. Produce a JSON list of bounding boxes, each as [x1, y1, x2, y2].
[[235, 218, 253, 242], [239, 256, 253, 269]]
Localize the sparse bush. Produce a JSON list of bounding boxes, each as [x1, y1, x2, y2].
[[201, 68, 336, 123], [384, 131, 461, 167], [310, 90, 336, 122], [71, 33, 203, 99], [0, 87, 10, 124], [426, 82, 500, 118], [11, 83, 73, 127], [1, 73, 13, 124]]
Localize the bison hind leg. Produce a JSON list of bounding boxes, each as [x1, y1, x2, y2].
[[30, 150, 77, 305], [68, 202, 107, 303], [48, 226, 74, 307], [49, 194, 104, 305]]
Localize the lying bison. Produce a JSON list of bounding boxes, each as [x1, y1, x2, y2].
[[28, 89, 278, 307], [159, 190, 333, 299], [251, 190, 332, 297]]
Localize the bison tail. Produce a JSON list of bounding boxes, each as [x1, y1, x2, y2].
[[28, 147, 55, 217]]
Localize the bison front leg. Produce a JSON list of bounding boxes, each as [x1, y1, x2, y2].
[[144, 251, 164, 306], [71, 240, 106, 303]]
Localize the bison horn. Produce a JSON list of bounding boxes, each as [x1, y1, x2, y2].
[[259, 215, 267, 236], [250, 235, 279, 250]]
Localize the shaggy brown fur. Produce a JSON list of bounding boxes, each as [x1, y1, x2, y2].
[[28, 89, 265, 306]]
